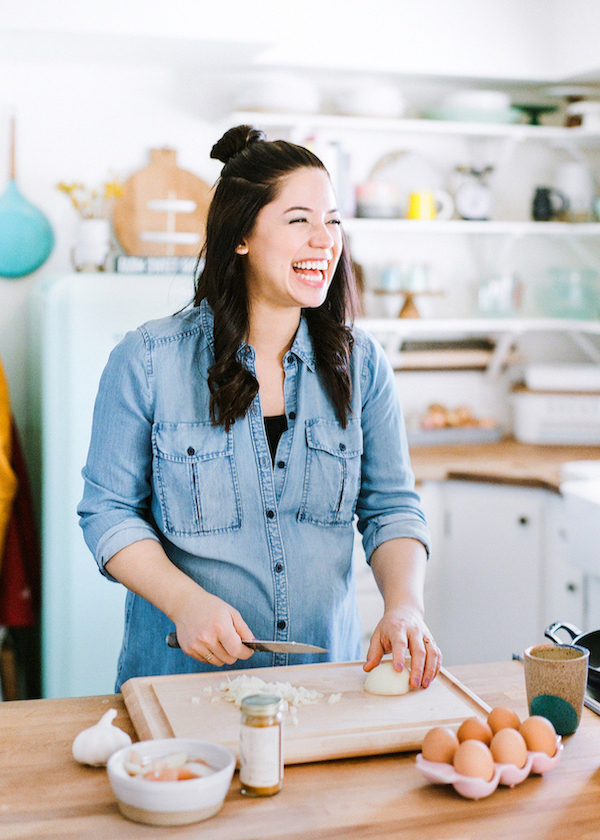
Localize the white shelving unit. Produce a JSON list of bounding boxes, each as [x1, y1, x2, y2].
[[357, 317, 600, 376], [344, 218, 600, 237], [231, 111, 600, 145], [230, 111, 600, 317]]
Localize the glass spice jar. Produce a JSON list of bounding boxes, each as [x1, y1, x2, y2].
[[239, 694, 284, 796]]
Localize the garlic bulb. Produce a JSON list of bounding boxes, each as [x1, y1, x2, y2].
[[72, 708, 132, 766]]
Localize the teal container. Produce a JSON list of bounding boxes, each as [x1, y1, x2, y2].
[[536, 267, 599, 319], [0, 179, 55, 278]]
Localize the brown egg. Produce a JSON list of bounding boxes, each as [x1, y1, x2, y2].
[[490, 727, 528, 768], [421, 727, 460, 764], [453, 739, 495, 781], [519, 716, 557, 757], [487, 706, 521, 734], [457, 716, 493, 745]]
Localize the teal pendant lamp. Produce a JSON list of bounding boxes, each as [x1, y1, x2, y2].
[[0, 118, 54, 278]]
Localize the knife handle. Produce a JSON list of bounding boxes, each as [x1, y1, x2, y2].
[[166, 632, 180, 648]]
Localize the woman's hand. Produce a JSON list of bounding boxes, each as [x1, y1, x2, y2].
[[364, 605, 441, 689], [172, 588, 256, 668], [105, 539, 255, 668]]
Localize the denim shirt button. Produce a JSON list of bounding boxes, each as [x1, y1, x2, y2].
[[289, 411, 296, 420], [277, 620, 286, 630], [277, 460, 285, 469], [275, 563, 283, 572], [266, 509, 275, 519], [187, 447, 195, 456], [339, 442, 346, 451]]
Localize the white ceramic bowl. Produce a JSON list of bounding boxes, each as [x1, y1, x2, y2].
[[233, 72, 320, 114], [442, 90, 511, 112], [331, 81, 406, 118], [107, 738, 236, 826]]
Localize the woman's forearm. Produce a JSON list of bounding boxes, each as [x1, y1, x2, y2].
[[369, 537, 427, 616], [105, 539, 204, 623], [104, 539, 255, 667], [366, 537, 441, 688]]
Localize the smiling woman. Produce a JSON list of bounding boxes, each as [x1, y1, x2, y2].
[[236, 170, 342, 314], [78, 125, 439, 693]]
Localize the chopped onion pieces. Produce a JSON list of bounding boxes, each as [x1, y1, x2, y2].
[[123, 749, 214, 781]]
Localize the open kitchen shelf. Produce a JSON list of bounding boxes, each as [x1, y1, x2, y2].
[[356, 317, 600, 376], [343, 219, 600, 236], [233, 109, 600, 321], [231, 111, 600, 145]]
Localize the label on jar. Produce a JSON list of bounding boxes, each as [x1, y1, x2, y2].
[[239, 723, 283, 789]]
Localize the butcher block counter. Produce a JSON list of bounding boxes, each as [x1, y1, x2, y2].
[[410, 438, 600, 492], [4, 660, 600, 840]]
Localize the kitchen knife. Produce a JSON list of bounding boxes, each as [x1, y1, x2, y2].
[[166, 632, 327, 654]]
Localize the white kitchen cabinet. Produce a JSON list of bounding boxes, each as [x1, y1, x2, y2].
[[353, 477, 586, 667], [424, 480, 585, 667], [434, 481, 544, 666], [540, 492, 584, 632]]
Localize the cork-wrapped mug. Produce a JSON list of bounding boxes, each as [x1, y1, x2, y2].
[[524, 643, 589, 735]]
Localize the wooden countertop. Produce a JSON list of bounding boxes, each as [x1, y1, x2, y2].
[[3, 661, 600, 839], [410, 438, 600, 492]]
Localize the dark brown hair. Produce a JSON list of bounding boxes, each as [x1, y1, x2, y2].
[[194, 125, 358, 430]]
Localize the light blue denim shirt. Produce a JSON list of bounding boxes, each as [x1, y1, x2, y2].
[[78, 300, 430, 691]]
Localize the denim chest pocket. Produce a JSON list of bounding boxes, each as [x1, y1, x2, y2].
[[298, 418, 363, 527], [153, 422, 241, 535]]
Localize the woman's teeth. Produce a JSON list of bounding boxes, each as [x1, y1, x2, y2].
[[293, 260, 328, 283]]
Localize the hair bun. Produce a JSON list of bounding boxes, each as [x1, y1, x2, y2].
[[210, 125, 266, 165]]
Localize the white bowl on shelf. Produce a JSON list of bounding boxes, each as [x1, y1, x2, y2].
[[232, 72, 320, 114], [107, 738, 236, 826], [331, 81, 406, 118]]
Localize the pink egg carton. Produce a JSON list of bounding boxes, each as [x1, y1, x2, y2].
[[415, 736, 562, 800]]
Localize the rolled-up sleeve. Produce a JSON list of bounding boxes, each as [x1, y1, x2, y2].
[[354, 333, 430, 562], [78, 329, 160, 578]]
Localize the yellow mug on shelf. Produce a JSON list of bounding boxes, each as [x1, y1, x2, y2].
[[406, 190, 454, 221]]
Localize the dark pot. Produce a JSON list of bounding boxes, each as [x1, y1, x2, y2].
[[545, 622, 600, 692]]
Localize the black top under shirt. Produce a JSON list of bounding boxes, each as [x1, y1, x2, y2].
[[264, 414, 288, 465]]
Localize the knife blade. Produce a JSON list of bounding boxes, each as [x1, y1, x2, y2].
[[165, 632, 327, 654]]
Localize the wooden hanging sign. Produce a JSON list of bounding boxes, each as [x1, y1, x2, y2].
[[113, 148, 212, 257]]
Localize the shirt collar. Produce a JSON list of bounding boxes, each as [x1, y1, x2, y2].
[[199, 299, 317, 372]]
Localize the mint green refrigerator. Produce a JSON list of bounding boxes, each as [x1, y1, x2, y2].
[[31, 272, 191, 697]]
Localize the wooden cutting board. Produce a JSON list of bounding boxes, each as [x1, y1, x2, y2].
[[122, 661, 490, 765], [113, 147, 212, 257]]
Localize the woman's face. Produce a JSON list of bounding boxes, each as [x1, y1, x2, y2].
[[236, 167, 343, 314]]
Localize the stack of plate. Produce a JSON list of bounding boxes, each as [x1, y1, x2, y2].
[[423, 90, 521, 124]]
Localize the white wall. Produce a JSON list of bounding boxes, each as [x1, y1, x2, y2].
[[0, 57, 222, 440], [1, 0, 600, 445]]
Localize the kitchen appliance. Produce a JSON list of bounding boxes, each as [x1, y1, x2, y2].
[[545, 622, 600, 695], [31, 272, 193, 697]]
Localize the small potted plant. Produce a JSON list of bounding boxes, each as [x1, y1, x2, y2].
[[57, 178, 122, 271]]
